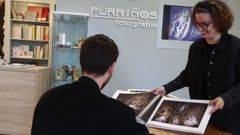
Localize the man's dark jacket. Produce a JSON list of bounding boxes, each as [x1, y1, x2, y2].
[[31, 76, 149, 135], [164, 33, 240, 134]]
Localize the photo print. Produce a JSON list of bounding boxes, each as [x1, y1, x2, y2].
[[152, 100, 207, 128]]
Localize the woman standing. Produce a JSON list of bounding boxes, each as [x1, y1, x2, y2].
[[153, 0, 240, 134]]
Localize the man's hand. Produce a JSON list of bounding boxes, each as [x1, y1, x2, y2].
[[151, 86, 166, 96], [209, 96, 224, 114]]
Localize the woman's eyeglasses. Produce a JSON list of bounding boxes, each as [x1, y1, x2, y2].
[[195, 21, 213, 31]]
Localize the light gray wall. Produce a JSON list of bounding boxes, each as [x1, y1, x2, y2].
[[56, 0, 240, 98]]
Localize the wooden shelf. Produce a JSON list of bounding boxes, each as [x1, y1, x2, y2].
[[11, 38, 49, 43], [11, 57, 48, 61], [55, 45, 80, 49], [11, 19, 49, 25]]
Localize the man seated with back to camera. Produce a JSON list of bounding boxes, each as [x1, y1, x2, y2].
[[31, 34, 150, 135]]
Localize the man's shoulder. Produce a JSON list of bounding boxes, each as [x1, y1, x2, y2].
[[45, 83, 70, 95], [39, 83, 72, 103]]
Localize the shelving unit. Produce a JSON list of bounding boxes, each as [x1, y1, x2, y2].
[[10, 1, 49, 66], [51, 11, 89, 88], [4, 0, 54, 67]]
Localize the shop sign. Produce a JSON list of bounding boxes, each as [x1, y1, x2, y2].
[[90, 7, 158, 29]]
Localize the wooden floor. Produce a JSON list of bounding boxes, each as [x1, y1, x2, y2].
[[148, 124, 232, 135]]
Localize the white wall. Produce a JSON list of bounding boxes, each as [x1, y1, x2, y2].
[[56, 0, 240, 98]]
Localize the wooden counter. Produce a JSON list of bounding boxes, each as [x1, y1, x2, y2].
[[148, 124, 232, 135], [0, 66, 51, 135]]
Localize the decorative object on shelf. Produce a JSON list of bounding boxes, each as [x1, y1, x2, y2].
[[12, 45, 33, 58], [55, 65, 65, 80], [55, 64, 81, 81], [73, 66, 81, 81], [76, 37, 84, 48], [58, 33, 66, 45]]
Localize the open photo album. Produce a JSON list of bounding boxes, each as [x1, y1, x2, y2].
[[112, 90, 213, 134]]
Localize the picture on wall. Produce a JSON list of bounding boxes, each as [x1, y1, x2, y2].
[[161, 5, 200, 41], [157, 0, 201, 49]]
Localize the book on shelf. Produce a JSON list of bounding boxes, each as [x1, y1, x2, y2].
[[112, 90, 213, 134], [27, 5, 49, 22], [27, 25, 36, 40], [43, 43, 49, 58], [35, 25, 41, 40], [11, 8, 17, 19], [34, 45, 41, 59], [22, 25, 28, 39], [12, 25, 48, 41], [41, 7, 49, 21], [24, 11, 37, 21], [27, 5, 43, 21], [44, 26, 49, 40], [12, 24, 22, 39], [33, 45, 37, 58], [34, 44, 48, 59], [36, 26, 49, 41], [39, 45, 44, 59], [27, 25, 33, 40], [36, 25, 45, 40]]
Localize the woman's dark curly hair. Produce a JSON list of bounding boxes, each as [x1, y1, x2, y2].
[[191, 0, 234, 33]]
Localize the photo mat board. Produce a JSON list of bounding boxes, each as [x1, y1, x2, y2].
[[147, 97, 212, 134], [112, 90, 157, 115]]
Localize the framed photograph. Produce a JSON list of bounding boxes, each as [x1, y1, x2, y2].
[[157, 0, 201, 49]]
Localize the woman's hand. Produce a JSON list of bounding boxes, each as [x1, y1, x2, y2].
[[151, 86, 166, 96], [209, 96, 224, 114]]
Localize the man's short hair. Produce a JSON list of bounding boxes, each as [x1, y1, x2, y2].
[[80, 34, 119, 76]]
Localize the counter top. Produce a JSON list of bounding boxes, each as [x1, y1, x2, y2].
[[0, 65, 50, 72], [148, 124, 232, 135]]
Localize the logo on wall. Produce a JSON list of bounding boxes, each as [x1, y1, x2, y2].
[[90, 7, 158, 29]]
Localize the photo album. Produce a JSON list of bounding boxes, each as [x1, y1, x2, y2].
[[112, 89, 213, 134]]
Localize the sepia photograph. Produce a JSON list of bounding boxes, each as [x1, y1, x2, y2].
[[147, 97, 212, 134], [113, 90, 156, 114], [152, 101, 207, 128]]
